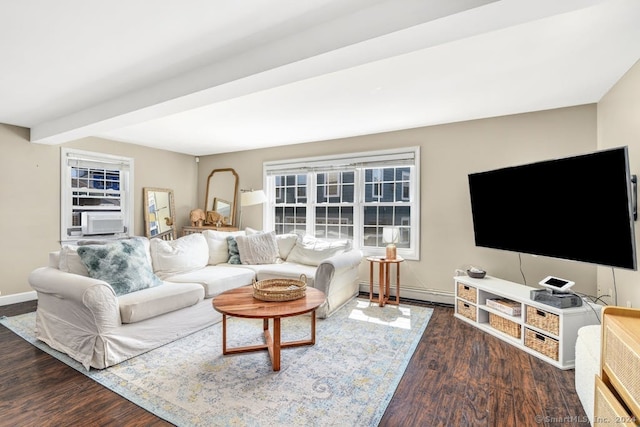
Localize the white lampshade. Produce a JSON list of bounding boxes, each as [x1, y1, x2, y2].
[[382, 227, 399, 244], [382, 227, 399, 260], [241, 190, 267, 207]]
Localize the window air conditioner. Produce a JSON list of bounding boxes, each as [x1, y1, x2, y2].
[[81, 212, 125, 235]]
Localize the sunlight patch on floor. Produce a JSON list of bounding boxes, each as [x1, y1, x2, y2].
[[347, 299, 412, 329]]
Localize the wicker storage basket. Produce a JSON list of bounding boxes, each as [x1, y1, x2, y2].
[[524, 328, 559, 361], [489, 313, 521, 339], [457, 299, 476, 321], [253, 274, 307, 302], [525, 306, 560, 336], [457, 283, 477, 303]]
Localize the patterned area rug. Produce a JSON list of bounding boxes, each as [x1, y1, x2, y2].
[[1, 298, 432, 427]]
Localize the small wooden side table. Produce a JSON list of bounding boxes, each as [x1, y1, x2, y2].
[[367, 256, 404, 307]]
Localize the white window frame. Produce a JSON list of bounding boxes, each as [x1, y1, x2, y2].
[[371, 169, 383, 200], [325, 172, 342, 198], [60, 148, 134, 244], [263, 147, 420, 260]]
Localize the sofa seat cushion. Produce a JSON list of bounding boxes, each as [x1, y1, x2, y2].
[[118, 282, 204, 324], [248, 262, 318, 288], [164, 266, 255, 298]]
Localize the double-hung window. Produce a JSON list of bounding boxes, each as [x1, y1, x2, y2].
[[60, 148, 134, 243], [264, 147, 420, 259]]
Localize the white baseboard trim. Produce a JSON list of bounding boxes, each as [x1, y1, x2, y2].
[[358, 282, 454, 305], [0, 291, 37, 306]]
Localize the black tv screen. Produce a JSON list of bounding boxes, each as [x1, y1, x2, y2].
[[468, 147, 637, 270]]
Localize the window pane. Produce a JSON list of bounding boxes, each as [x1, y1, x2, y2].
[[315, 206, 353, 239], [362, 205, 410, 248], [316, 171, 354, 204], [363, 226, 381, 247]]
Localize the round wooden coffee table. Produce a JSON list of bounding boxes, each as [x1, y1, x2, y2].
[[212, 285, 326, 371]]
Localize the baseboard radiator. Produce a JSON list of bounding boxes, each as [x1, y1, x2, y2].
[[358, 282, 454, 305]]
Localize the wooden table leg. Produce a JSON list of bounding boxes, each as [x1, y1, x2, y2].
[[222, 314, 228, 354], [378, 262, 385, 307], [369, 260, 374, 301], [272, 318, 281, 371], [395, 262, 401, 304], [385, 262, 391, 303], [310, 311, 316, 345]]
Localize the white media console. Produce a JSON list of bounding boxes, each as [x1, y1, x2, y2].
[[454, 275, 600, 369]]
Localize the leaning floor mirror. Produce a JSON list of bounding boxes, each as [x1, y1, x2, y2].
[[143, 187, 177, 240]]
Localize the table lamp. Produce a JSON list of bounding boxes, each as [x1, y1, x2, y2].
[[239, 189, 266, 229], [382, 227, 399, 260]]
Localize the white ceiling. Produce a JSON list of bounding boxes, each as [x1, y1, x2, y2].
[[2, 0, 640, 156]]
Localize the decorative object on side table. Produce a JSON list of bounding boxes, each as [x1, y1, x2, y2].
[[205, 210, 224, 226], [467, 266, 486, 279], [189, 208, 206, 226], [382, 226, 399, 260]]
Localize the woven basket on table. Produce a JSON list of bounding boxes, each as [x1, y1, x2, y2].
[[253, 274, 307, 302]]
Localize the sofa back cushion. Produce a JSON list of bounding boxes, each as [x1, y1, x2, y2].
[[150, 233, 209, 278], [275, 233, 298, 260], [286, 235, 352, 266], [246, 228, 298, 261], [235, 231, 280, 265], [59, 245, 90, 276], [202, 230, 246, 265], [77, 238, 163, 296]]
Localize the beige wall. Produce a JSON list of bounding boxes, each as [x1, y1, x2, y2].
[[0, 126, 197, 298], [597, 58, 640, 308], [7, 92, 634, 304], [199, 105, 598, 302]]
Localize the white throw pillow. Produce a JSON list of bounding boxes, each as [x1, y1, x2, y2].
[[235, 231, 279, 265], [58, 245, 89, 276], [201, 229, 246, 265], [275, 233, 298, 260], [150, 233, 209, 278], [286, 235, 351, 266], [244, 227, 261, 235]]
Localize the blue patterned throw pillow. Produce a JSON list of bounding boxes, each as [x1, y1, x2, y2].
[[227, 236, 242, 264], [77, 238, 163, 296]]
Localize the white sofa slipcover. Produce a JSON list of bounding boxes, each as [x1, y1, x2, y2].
[[575, 324, 601, 426], [29, 232, 362, 370]]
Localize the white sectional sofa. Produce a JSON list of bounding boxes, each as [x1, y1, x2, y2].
[[29, 231, 362, 370], [575, 324, 601, 426]]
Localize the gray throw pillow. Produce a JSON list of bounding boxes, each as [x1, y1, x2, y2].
[[227, 236, 242, 264], [77, 238, 162, 296]]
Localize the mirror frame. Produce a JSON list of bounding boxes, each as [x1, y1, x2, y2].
[[143, 187, 177, 240], [204, 168, 239, 226]]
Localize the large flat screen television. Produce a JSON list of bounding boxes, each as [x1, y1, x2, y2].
[[468, 146, 637, 270]]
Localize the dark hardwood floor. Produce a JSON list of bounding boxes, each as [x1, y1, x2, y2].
[[0, 298, 587, 427]]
